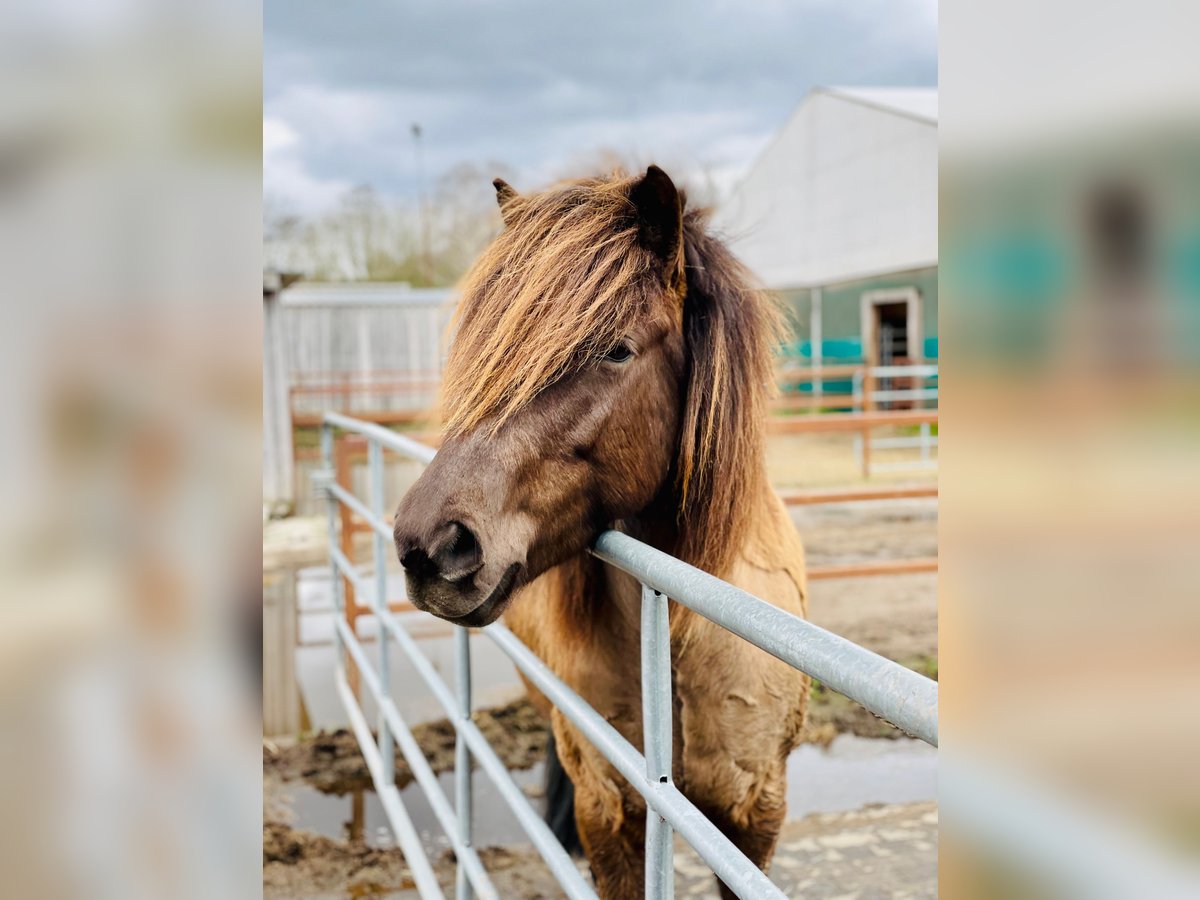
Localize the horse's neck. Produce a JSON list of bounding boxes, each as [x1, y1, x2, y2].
[[570, 471, 771, 636], [648, 459, 771, 570], [622, 484, 684, 556]]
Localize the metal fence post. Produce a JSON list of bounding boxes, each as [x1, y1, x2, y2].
[[455, 626, 474, 900], [369, 440, 395, 786], [321, 425, 345, 664], [642, 585, 674, 900]]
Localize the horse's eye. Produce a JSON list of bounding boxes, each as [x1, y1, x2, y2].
[[603, 341, 634, 364]]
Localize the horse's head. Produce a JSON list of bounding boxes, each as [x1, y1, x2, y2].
[[394, 166, 776, 626]]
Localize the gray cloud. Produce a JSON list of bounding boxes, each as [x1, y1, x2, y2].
[[265, 0, 936, 212]]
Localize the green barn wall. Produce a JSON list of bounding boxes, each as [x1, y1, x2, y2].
[[776, 266, 938, 361]]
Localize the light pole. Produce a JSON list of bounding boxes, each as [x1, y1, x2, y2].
[[411, 122, 432, 284]]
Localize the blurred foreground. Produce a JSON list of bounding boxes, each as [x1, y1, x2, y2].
[[0, 2, 262, 898], [0, 0, 1197, 897]]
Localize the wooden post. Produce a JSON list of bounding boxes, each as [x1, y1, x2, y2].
[[352, 790, 366, 841], [262, 283, 295, 513], [262, 567, 302, 737], [335, 436, 360, 698]]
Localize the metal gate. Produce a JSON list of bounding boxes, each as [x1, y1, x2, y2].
[[314, 411, 939, 899], [853, 363, 939, 475]]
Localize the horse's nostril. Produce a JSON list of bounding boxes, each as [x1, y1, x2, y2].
[[400, 522, 483, 584], [449, 522, 476, 557], [401, 546, 438, 579], [434, 521, 482, 582]]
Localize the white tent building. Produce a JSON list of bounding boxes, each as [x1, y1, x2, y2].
[[716, 87, 938, 367]]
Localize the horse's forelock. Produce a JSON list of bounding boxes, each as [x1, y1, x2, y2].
[[441, 173, 660, 435]]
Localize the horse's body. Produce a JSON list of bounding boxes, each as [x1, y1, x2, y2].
[[508, 488, 807, 897], [394, 166, 809, 898]]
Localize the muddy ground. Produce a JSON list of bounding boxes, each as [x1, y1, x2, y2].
[[262, 655, 933, 809], [264, 698, 549, 796], [265, 446, 938, 897]]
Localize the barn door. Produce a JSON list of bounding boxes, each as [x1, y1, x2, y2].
[[860, 288, 922, 406]]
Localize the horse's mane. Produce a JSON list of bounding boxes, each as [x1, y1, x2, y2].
[[676, 209, 781, 576], [443, 174, 659, 436], [442, 171, 781, 577]]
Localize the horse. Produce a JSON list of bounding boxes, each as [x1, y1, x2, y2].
[[393, 165, 809, 898]]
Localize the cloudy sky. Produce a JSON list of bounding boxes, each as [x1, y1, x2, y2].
[[265, 0, 937, 215]]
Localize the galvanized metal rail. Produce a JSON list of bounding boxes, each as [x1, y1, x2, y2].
[[851, 364, 939, 476], [316, 411, 939, 899]]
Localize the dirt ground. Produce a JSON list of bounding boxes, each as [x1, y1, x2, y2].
[[264, 698, 548, 796], [265, 431, 937, 896], [264, 795, 936, 899], [767, 431, 936, 490], [387, 802, 940, 900], [798, 502, 937, 662]]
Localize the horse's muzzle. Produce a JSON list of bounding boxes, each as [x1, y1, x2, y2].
[[394, 509, 525, 625]]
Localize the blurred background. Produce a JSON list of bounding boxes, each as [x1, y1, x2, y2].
[[0, 0, 1195, 896], [940, 1, 1200, 895]]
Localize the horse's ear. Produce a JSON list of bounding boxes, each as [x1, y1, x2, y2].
[[628, 165, 683, 277], [493, 178, 520, 226]]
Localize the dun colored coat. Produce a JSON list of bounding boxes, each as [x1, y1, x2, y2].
[[394, 166, 809, 899]]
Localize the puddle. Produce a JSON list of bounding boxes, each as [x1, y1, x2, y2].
[[786, 733, 937, 817], [281, 735, 934, 851], [285, 763, 547, 855]]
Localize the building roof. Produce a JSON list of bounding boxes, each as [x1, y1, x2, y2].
[[821, 87, 938, 124], [715, 86, 938, 288]]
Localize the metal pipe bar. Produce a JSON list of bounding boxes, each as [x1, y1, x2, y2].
[[868, 387, 939, 402], [335, 668, 445, 899], [869, 364, 939, 378], [330, 544, 365, 593], [369, 441, 395, 787], [869, 460, 939, 473], [870, 436, 940, 450], [941, 756, 1200, 899], [375, 607, 598, 900], [486, 623, 785, 900], [592, 531, 938, 746], [776, 362, 863, 379], [455, 627, 474, 900], [641, 585, 674, 900], [296, 410, 431, 429], [326, 410, 438, 464], [335, 619, 498, 900], [328, 481, 393, 542]]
